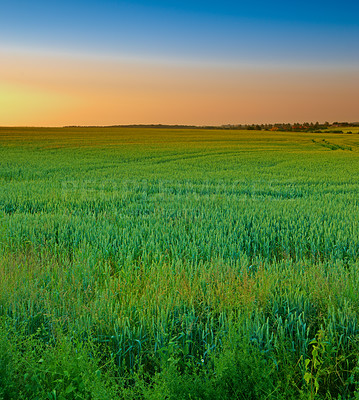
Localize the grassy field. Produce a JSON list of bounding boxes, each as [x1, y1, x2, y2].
[[1, 127, 359, 399]]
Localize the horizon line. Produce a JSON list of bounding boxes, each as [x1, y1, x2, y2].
[[1, 121, 359, 129]]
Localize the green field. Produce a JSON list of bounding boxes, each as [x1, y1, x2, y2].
[[1, 127, 359, 399]]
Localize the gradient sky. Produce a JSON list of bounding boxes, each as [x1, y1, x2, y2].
[[1, 0, 358, 126]]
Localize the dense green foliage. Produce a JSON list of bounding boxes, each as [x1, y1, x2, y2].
[[1, 127, 359, 399]]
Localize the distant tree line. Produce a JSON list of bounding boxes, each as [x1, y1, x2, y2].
[[63, 122, 359, 132], [219, 121, 359, 133]]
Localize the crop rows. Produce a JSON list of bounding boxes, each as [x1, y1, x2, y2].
[[0, 127, 359, 398]]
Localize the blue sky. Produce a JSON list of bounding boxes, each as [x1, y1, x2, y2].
[[2, 0, 358, 65]]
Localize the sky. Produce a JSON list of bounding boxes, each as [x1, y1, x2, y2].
[[0, 0, 358, 126]]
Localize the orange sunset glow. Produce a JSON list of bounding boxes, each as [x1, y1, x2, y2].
[[1, 49, 358, 126]]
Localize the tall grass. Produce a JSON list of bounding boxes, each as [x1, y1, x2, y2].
[[0, 127, 359, 398]]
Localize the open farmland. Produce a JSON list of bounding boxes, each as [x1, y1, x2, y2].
[[1, 127, 359, 399]]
